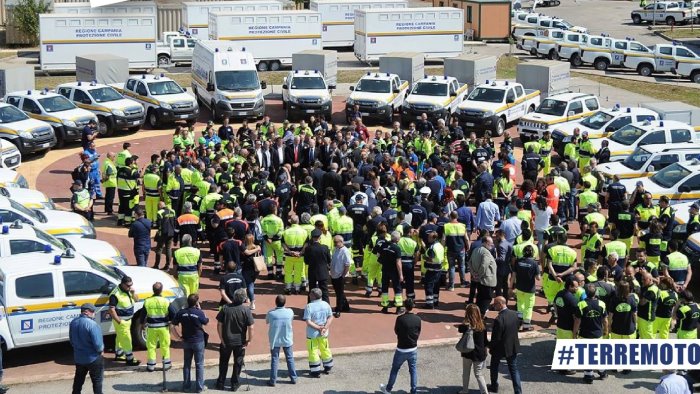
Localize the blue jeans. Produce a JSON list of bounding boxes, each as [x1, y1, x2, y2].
[[447, 250, 466, 287], [89, 169, 102, 198], [134, 248, 149, 267], [490, 353, 522, 394], [270, 346, 297, 384], [386, 349, 418, 394], [183, 341, 205, 392], [567, 190, 577, 221]]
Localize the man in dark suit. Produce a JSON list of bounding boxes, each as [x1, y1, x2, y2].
[[286, 136, 304, 181], [271, 138, 287, 174], [487, 296, 522, 394], [303, 139, 320, 169], [322, 163, 342, 198], [303, 229, 331, 303]]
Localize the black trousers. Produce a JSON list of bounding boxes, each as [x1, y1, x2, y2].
[[381, 269, 402, 300], [117, 189, 130, 217], [495, 274, 510, 300], [104, 186, 115, 214], [217, 345, 246, 386], [477, 283, 495, 316], [402, 264, 415, 299], [331, 276, 349, 313], [308, 274, 330, 303], [72, 356, 104, 394]]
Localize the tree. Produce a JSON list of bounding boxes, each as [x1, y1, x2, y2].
[[12, 0, 50, 45]]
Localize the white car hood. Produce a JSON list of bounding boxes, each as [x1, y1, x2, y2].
[[36, 209, 90, 236], [619, 178, 665, 196], [554, 122, 604, 137], [6, 188, 50, 209], [350, 91, 394, 103], [591, 138, 634, 156], [117, 266, 180, 295], [406, 94, 447, 106], [289, 89, 330, 101], [99, 98, 143, 111], [596, 161, 631, 176], [4, 118, 51, 132], [153, 93, 196, 105], [51, 108, 96, 123], [520, 112, 561, 124], [62, 236, 124, 266], [458, 100, 502, 112]]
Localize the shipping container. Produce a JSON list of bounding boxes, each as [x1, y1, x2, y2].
[[52, 1, 157, 15], [182, 1, 283, 40]]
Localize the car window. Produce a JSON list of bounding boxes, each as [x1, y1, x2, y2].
[[568, 100, 583, 114], [5, 97, 21, 107], [676, 47, 696, 58], [685, 153, 700, 161], [126, 79, 136, 91], [527, 16, 538, 23], [671, 129, 692, 143], [568, 34, 580, 42], [639, 130, 666, 145], [16, 273, 53, 299], [584, 98, 599, 111], [630, 43, 649, 52], [637, 114, 656, 122], [0, 210, 27, 223], [649, 154, 679, 171], [57, 88, 72, 99], [187, 39, 196, 48], [63, 271, 112, 296], [614, 41, 627, 50], [607, 116, 632, 131], [21, 99, 41, 114], [681, 174, 700, 191], [173, 38, 185, 48], [9, 240, 47, 255], [515, 85, 524, 96], [136, 82, 148, 96], [506, 89, 516, 102], [659, 46, 673, 56], [73, 89, 91, 105]]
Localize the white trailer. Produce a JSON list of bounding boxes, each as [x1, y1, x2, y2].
[[208, 10, 322, 71], [182, 1, 283, 41], [310, 0, 407, 48], [39, 13, 157, 71], [52, 2, 157, 15], [354, 7, 464, 63]]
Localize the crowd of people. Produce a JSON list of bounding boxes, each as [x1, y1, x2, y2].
[[64, 108, 700, 393]]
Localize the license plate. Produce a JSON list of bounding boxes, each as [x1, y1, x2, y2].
[[306, 110, 316, 114], [465, 122, 475, 126], [237, 111, 247, 116], [40, 143, 50, 148], [361, 112, 369, 116], [178, 114, 189, 119], [130, 121, 140, 125]]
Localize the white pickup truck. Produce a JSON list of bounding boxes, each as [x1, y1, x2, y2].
[[671, 46, 700, 83], [579, 35, 621, 71], [621, 43, 695, 76], [556, 31, 589, 67], [517, 92, 600, 141], [519, 29, 566, 59], [400, 75, 468, 125], [156, 31, 198, 67], [455, 81, 540, 136], [631, 1, 694, 25], [345, 72, 409, 125], [282, 70, 335, 122], [512, 13, 588, 38]]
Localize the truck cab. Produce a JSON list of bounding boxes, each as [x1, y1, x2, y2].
[[556, 31, 589, 66], [671, 45, 700, 83], [512, 13, 587, 38], [0, 103, 53, 158], [0, 250, 184, 352], [456, 80, 540, 136], [401, 75, 467, 125], [631, 1, 693, 25], [622, 42, 687, 76], [579, 34, 619, 70], [519, 29, 566, 58], [282, 70, 335, 122], [114, 75, 199, 129], [619, 159, 700, 203], [4, 90, 95, 148], [56, 82, 145, 137], [517, 92, 600, 141], [156, 31, 198, 67], [345, 72, 409, 125], [597, 143, 700, 183]]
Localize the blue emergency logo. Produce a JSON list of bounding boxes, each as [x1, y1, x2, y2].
[[20, 319, 33, 334]]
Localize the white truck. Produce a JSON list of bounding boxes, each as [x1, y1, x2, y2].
[[517, 92, 601, 141], [519, 29, 566, 59], [631, 1, 694, 25], [113, 75, 199, 128], [56, 82, 145, 137], [354, 7, 464, 63], [282, 70, 335, 122], [623, 43, 698, 77], [52, 1, 157, 16], [555, 31, 589, 67], [0, 103, 54, 158], [671, 47, 700, 83], [156, 31, 198, 67], [310, 0, 407, 48], [208, 10, 322, 72], [182, 0, 283, 41], [456, 80, 540, 136], [191, 41, 267, 121], [579, 35, 620, 71], [39, 13, 157, 71], [400, 75, 468, 125], [345, 72, 409, 125], [512, 13, 588, 38]]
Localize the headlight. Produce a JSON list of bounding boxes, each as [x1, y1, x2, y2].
[[80, 224, 95, 236], [111, 254, 128, 266], [256, 92, 264, 102], [289, 96, 299, 104], [64, 120, 77, 128], [160, 102, 172, 110], [215, 93, 227, 102], [483, 110, 494, 117], [112, 109, 125, 117], [42, 200, 55, 210], [170, 286, 185, 299], [19, 131, 33, 139], [346, 97, 355, 106]]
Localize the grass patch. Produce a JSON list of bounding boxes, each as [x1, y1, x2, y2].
[[659, 29, 700, 39], [497, 55, 520, 79], [572, 71, 700, 107], [0, 52, 17, 59]]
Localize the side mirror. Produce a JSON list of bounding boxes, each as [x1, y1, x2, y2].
[[647, 165, 655, 172], [605, 126, 614, 133], [329, 85, 336, 90], [393, 88, 400, 93], [506, 97, 515, 104], [82, 99, 92, 105], [680, 185, 691, 193], [349, 86, 355, 91], [260, 81, 267, 89], [450, 92, 457, 97], [183, 87, 188, 92], [282, 84, 288, 90], [205, 83, 213, 91], [567, 111, 575, 117]]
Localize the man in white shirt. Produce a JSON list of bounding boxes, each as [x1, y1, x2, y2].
[[656, 371, 691, 394], [330, 235, 352, 318]]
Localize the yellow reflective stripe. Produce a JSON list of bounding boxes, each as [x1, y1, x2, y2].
[[0, 127, 19, 135], [99, 258, 117, 266], [356, 30, 463, 37], [219, 34, 321, 40], [323, 21, 353, 25], [21, 202, 43, 209], [188, 24, 207, 28], [558, 43, 580, 48], [492, 90, 541, 113], [651, 193, 700, 200], [616, 172, 652, 179], [7, 291, 176, 314], [122, 90, 159, 106], [45, 227, 87, 236], [610, 150, 634, 156], [441, 83, 469, 106], [76, 103, 111, 113], [42, 39, 154, 44], [28, 114, 62, 123]]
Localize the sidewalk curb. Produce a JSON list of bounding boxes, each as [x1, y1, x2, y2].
[[5, 330, 553, 385]]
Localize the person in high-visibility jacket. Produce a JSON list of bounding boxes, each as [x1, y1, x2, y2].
[[663, 240, 693, 291], [364, 222, 389, 297], [444, 211, 468, 290], [637, 271, 659, 339], [376, 231, 404, 313], [102, 151, 117, 215], [143, 165, 162, 223], [577, 131, 597, 171], [163, 166, 181, 214], [70, 180, 94, 221], [108, 276, 140, 365], [282, 215, 308, 294], [261, 206, 285, 280], [675, 290, 700, 339], [398, 226, 419, 300], [654, 277, 678, 340], [538, 131, 554, 176], [423, 232, 445, 309], [543, 232, 578, 314], [174, 234, 202, 296], [117, 156, 140, 226], [115, 142, 132, 169], [142, 282, 173, 372], [331, 207, 354, 249]]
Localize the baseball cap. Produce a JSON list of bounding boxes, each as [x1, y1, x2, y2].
[[582, 131, 589, 137], [80, 303, 96, 312], [311, 229, 322, 238], [207, 120, 214, 126], [636, 181, 644, 187], [72, 180, 82, 186], [338, 206, 347, 214], [429, 213, 438, 220], [355, 194, 364, 201]]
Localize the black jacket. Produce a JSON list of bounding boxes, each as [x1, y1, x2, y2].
[[458, 324, 487, 362], [488, 308, 520, 358], [303, 241, 331, 281]]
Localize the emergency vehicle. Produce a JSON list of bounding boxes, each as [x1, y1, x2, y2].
[[517, 92, 600, 141], [0, 187, 54, 210], [0, 251, 184, 351], [346, 72, 409, 125], [0, 196, 95, 238], [0, 169, 28, 189], [0, 103, 54, 158], [282, 70, 335, 122], [619, 159, 700, 203], [596, 143, 700, 181], [401, 75, 468, 125]]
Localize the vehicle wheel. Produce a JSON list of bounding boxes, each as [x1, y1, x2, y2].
[[666, 16, 676, 26], [570, 54, 583, 68], [692, 71, 700, 84], [211, 102, 219, 122], [385, 108, 393, 125], [530, 48, 538, 57], [632, 14, 642, 24], [147, 109, 160, 129], [282, 100, 287, 110], [257, 61, 269, 72], [520, 134, 529, 143], [594, 58, 609, 71], [326, 111, 334, 123], [157, 55, 170, 67], [269, 61, 281, 71], [527, 105, 535, 114], [128, 126, 140, 132], [638, 64, 653, 77], [97, 116, 113, 137], [495, 117, 506, 137], [55, 128, 65, 148], [285, 108, 292, 122], [549, 49, 559, 61], [131, 311, 147, 350]]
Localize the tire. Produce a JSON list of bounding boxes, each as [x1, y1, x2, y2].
[[55, 127, 65, 148], [147, 109, 160, 129], [666, 16, 676, 26], [520, 134, 530, 143], [638, 64, 653, 77], [257, 61, 269, 72], [211, 102, 219, 122], [594, 58, 609, 71], [285, 108, 292, 122], [549, 49, 559, 61], [632, 14, 642, 24], [570, 53, 583, 68], [384, 108, 393, 126], [530, 48, 538, 56], [186, 119, 196, 126], [269, 61, 281, 71], [494, 117, 506, 137], [692, 71, 700, 84], [130, 311, 147, 350], [97, 116, 113, 137], [527, 105, 535, 114], [157, 55, 170, 67], [282, 100, 287, 110]]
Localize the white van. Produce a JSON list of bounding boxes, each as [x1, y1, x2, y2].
[[191, 40, 267, 121]]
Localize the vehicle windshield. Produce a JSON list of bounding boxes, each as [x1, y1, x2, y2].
[[580, 111, 614, 130], [0, 106, 28, 123], [89, 87, 123, 103], [621, 147, 651, 171], [9, 198, 40, 222], [411, 82, 447, 96], [355, 79, 391, 93], [536, 99, 567, 116], [290, 76, 326, 90], [215, 70, 260, 91], [147, 81, 184, 95], [467, 88, 505, 103], [38, 96, 76, 113], [33, 227, 66, 250], [556, 20, 573, 28], [87, 256, 121, 281], [609, 124, 644, 146], [650, 163, 691, 188]]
